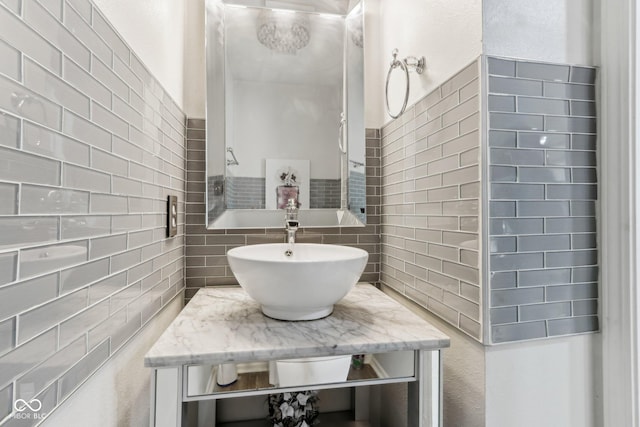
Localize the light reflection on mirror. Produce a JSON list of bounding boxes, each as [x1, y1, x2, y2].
[[205, 0, 365, 229]]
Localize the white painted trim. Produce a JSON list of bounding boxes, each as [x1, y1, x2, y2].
[[598, 0, 640, 425], [479, 54, 491, 345]]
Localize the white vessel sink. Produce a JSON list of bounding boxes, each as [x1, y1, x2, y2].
[[227, 243, 368, 320]]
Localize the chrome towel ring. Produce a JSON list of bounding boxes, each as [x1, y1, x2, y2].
[[385, 49, 426, 119]]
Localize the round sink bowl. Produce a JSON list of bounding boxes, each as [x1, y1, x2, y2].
[[227, 243, 368, 321]]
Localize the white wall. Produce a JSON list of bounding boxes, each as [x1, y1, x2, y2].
[[373, 0, 483, 128], [363, 0, 382, 129], [594, 0, 639, 424], [191, 0, 482, 126], [428, 312, 486, 427], [184, 0, 378, 125], [483, 0, 594, 65], [93, 0, 186, 108], [381, 286, 486, 427], [184, 0, 207, 119], [383, 282, 602, 427], [183, 0, 484, 130], [42, 296, 183, 427], [485, 335, 602, 427], [230, 81, 342, 179]]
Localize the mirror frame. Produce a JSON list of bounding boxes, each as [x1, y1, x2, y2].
[[204, 0, 366, 229]]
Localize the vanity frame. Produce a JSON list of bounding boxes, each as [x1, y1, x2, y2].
[[145, 285, 450, 427]]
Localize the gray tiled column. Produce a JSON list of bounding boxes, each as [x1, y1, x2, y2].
[[486, 56, 598, 344], [378, 55, 599, 346]]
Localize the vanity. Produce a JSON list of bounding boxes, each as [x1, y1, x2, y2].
[[144, 284, 450, 427], [166, 2, 450, 424]]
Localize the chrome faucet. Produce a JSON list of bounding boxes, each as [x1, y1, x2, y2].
[[284, 198, 299, 245]]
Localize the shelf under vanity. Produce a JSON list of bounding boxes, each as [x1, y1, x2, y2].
[[209, 363, 379, 394], [145, 284, 450, 427], [217, 411, 370, 427]]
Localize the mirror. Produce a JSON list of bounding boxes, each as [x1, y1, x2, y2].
[[205, 0, 365, 229]]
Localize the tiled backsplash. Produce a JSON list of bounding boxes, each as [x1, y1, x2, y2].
[[186, 119, 381, 297], [349, 170, 366, 223], [221, 176, 341, 210], [486, 56, 598, 343], [380, 59, 482, 341], [207, 174, 224, 218], [309, 178, 341, 209], [0, 1, 185, 424], [226, 176, 265, 209]]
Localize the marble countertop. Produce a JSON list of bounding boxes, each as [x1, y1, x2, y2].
[[144, 284, 450, 368]]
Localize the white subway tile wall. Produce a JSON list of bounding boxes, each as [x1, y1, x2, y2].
[[185, 120, 381, 297], [380, 59, 482, 341], [0, 0, 185, 424], [487, 56, 598, 343]]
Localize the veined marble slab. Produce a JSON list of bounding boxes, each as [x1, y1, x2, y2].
[[144, 284, 450, 367]]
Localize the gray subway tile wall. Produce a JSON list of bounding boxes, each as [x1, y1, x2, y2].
[[185, 120, 381, 296], [487, 56, 598, 343], [226, 176, 266, 209], [310, 178, 341, 209], [380, 59, 483, 341], [223, 177, 342, 210], [0, 0, 185, 424]]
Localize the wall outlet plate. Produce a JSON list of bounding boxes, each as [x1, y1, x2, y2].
[[167, 195, 178, 237]]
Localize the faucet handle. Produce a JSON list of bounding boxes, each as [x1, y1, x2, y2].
[[285, 198, 298, 217], [285, 198, 299, 231]]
